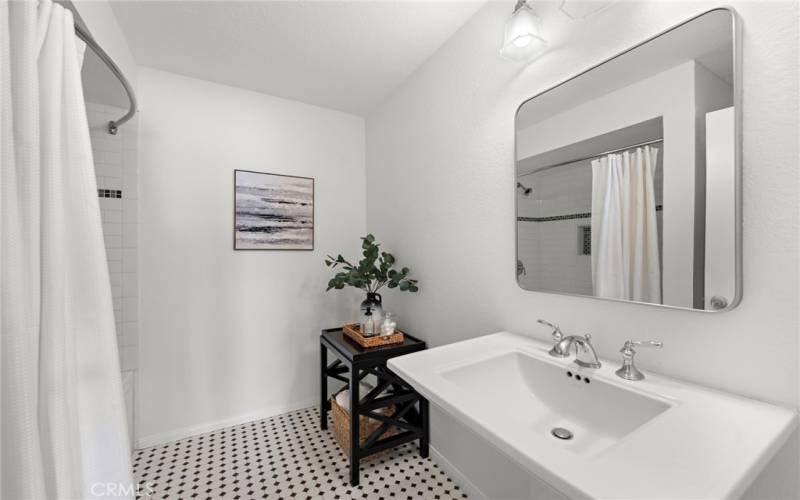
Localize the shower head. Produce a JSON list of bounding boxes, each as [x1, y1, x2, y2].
[[517, 182, 533, 196]]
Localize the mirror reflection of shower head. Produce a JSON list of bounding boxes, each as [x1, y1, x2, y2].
[[517, 182, 533, 196]]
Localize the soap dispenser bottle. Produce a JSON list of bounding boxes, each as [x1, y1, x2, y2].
[[361, 307, 376, 337]]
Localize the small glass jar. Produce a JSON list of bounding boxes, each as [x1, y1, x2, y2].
[[380, 312, 397, 338]]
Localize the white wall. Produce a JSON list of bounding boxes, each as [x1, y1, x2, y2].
[[366, 1, 798, 498], [136, 68, 366, 447]]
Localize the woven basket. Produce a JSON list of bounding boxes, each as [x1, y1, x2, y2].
[[331, 390, 397, 461]]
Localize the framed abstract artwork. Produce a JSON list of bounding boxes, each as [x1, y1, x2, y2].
[[234, 170, 314, 250]]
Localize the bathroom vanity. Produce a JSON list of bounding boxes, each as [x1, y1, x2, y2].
[[388, 332, 798, 499]]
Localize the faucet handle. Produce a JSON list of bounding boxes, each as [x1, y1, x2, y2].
[[622, 340, 663, 352], [537, 319, 563, 340], [616, 340, 662, 381]]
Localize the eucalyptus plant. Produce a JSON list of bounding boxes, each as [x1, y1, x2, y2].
[[325, 234, 419, 294]]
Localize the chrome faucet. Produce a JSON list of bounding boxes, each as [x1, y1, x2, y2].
[[537, 319, 601, 369], [553, 334, 602, 369]]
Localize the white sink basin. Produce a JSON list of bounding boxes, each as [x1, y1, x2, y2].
[[388, 331, 798, 499], [441, 351, 671, 456]]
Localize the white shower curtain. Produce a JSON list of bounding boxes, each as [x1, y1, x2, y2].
[[590, 146, 661, 303], [1, 1, 133, 498]]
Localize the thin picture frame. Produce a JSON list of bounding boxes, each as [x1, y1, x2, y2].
[[233, 169, 315, 251]]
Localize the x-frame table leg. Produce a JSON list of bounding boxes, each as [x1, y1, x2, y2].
[[349, 365, 361, 486]]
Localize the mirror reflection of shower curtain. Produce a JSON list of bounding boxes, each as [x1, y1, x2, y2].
[[590, 146, 661, 303]]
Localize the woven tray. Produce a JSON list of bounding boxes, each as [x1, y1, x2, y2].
[[342, 323, 404, 348], [331, 390, 396, 461]]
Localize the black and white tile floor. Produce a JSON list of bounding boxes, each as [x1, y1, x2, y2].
[[134, 406, 468, 499]]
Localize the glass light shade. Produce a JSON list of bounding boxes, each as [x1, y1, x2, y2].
[[500, 3, 547, 61]]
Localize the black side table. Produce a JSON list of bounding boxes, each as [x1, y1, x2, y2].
[[320, 327, 429, 486]]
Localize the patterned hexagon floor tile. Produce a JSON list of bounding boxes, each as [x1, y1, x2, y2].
[[134, 406, 468, 500]]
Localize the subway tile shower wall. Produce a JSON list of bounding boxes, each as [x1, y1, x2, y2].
[[86, 102, 138, 444], [98, 189, 123, 198]]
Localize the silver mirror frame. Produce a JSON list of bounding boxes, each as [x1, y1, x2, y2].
[[514, 7, 742, 313]]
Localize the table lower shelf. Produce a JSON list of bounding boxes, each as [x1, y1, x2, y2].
[[320, 349, 429, 486]]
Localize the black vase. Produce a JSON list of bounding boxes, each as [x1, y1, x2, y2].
[[360, 292, 383, 317]]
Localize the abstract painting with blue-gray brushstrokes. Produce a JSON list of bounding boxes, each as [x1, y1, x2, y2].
[[234, 170, 314, 250]]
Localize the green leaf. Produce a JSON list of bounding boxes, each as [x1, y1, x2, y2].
[[325, 234, 419, 294]]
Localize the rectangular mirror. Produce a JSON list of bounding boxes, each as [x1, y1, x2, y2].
[[515, 8, 739, 312]]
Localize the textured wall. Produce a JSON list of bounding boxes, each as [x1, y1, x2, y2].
[[366, 1, 799, 498]]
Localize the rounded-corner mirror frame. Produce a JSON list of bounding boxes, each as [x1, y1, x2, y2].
[[513, 7, 742, 313]]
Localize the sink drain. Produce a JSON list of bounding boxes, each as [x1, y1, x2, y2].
[[551, 427, 573, 440]]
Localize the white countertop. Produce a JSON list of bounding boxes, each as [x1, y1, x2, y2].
[[388, 331, 798, 499]]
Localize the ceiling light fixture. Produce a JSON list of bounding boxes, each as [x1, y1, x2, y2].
[[500, 0, 547, 62]]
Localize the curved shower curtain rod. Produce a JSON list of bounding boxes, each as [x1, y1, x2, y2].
[[62, 1, 138, 135]]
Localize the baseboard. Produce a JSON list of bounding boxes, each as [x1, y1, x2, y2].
[[429, 445, 488, 500], [135, 398, 318, 449]]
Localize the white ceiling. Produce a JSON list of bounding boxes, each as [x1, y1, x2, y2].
[[108, 0, 485, 115]]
